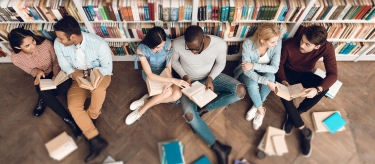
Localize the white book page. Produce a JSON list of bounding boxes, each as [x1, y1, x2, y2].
[[78, 77, 93, 87], [181, 81, 205, 97], [191, 89, 217, 108], [39, 79, 57, 90]]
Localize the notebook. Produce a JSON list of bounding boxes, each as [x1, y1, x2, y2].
[[323, 112, 347, 134]]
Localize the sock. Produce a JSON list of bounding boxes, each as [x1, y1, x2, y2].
[[300, 127, 310, 137]]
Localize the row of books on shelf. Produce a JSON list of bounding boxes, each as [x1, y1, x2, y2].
[[0, 0, 82, 22], [332, 42, 370, 55], [82, 0, 193, 22], [198, 22, 290, 40], [304, 0, 375, 21], [108, 41, 242, 56], [93, 22, 189, 40], [197, 0, 307, 22], [295, 23, 375, 40], [0, 23, 88, 42]]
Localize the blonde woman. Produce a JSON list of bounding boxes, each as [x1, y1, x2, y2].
[[233, 23, 282, 130]]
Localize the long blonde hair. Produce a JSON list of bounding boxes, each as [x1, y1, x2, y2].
[[250, 23, 281, 47]]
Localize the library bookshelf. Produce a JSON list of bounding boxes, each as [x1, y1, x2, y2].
[[1, 0, 375, 63]]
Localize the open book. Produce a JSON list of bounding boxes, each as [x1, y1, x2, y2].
[[146, 68, 173, 96], [275, 82, 305, 101], [39, 70, 68, 91], [181, 81, 217, 108], [76, 68, 104, 91]]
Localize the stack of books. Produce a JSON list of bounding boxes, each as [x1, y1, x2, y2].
[[158, 140, 185, 164], [258, 126, 288, 156], [314, 68, 343, 99], [44, 132, 77, 161], [312, 111, 347, 134]]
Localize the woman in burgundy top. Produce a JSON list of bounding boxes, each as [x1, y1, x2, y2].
[[9, 28, 81, 138]]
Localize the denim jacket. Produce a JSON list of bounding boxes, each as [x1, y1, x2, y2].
[[233, 38, 282, 85], [54, 32, 113, 76], [134, 38, 172, 69]]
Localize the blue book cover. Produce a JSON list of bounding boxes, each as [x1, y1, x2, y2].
[[193, 155, 211, 164], [323, 112, 347, 134], [163, 141, 184, 164]]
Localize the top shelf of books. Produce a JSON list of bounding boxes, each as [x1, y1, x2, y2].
[[0, 0, 83, 23]]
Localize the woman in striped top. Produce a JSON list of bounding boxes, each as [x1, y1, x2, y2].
[[9, 28, 82, 138]]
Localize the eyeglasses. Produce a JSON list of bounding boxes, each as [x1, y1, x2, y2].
[[185, 36, 205, 54]]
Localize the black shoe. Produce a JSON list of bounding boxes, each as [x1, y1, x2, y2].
[[63, 117, 82, 139], [92, 119, 97, 126], [283, 114, 293, 135], [33, 97, 46, 117], [300, 128, 314, 157], [84, 135, 109, 163], [210, 140, 232, 164], [197, 107, 209, 117]]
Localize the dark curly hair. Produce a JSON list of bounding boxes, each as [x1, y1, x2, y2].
[[53, 15, 81, 40]]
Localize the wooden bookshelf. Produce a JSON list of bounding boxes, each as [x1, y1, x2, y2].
[[1, 0, 375, 62]]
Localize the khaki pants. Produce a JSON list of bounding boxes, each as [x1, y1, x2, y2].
[[67, 76, 111, 139]]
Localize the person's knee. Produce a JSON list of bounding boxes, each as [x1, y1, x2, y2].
[[183, 112, 194, 122], [171, 91, 182, 101], [161, 87, 173, 98], [236, 83, 246, 98]]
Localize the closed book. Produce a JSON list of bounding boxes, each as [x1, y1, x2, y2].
[[323, 112, 347, 134], [45, 132, 77, 161], [312, 111, 345, 133], [193, 155, 211, 164], [163, 141, 184, 164]]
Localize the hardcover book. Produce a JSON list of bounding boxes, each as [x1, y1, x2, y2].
[[181, 81, 217, 108]]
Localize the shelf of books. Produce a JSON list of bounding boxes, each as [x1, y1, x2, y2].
[[2, 0, 375, 63]]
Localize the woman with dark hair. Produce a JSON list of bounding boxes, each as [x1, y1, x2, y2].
[[125, 26, 190, 125], [9, 28, 82, 138]]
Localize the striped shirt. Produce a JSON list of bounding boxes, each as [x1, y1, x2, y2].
[[11, 40, 60, 77]]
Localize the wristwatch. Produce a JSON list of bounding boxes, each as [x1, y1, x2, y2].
[[315, 86, 322, 95], [83, 69, 88, 77]]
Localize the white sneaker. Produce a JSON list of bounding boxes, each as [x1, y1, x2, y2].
[[253, 108, 266, 130], [130, 94, 149, 110], [245, 106, 258, 121], [125, 108, 141, 125]]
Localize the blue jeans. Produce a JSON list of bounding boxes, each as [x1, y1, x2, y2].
[[239, 72, 275, 108], [141, 65, 164, 82], [181, 73, 243, 145]]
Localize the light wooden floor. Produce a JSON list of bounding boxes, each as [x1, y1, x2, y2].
[[0, 61, 374, 164]]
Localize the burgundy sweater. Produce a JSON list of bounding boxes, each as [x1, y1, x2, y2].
[[276, 37, 338, 91]]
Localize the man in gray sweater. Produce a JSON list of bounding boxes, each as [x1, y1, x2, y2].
[[172, 25, 246, 164]]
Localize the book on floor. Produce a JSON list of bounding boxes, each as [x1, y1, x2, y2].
[[193, 155, 211, 164], [102, 156, 123, 164], [258, 126, 288, 156], [314, 68, 343, 99], [157, 139, 185, 164], [76, 68, 104, 91], [312, 111, 346, 133], [275, 82, 305, 101], [181, 81, 217, 108], [44, 132, 77, 161], [146, 67, 173, 96], [323, 112, 347, 134], [39, 70, 68, 91]]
